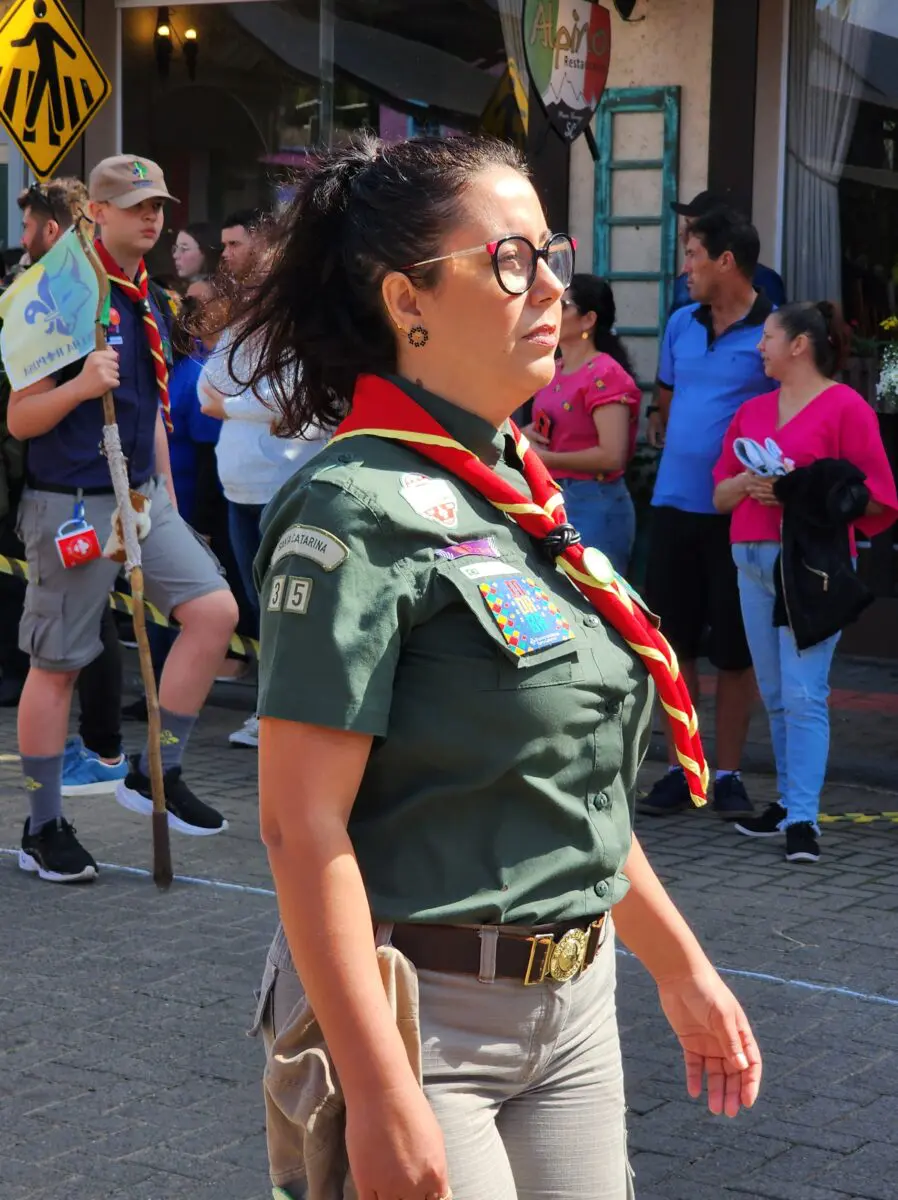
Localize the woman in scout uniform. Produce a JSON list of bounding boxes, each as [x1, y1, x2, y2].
[[243, 135, 762, 1200], [526, 274, 640, 575]]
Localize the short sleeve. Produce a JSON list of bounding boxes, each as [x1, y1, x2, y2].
[[713, 406, 744, 486], [255, 479, 418, 736], [583, 357, 640, 415], [839, 397, 898, 538], [657, 311, 679, 390]]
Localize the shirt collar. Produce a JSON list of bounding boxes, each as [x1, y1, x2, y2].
[[386, 374, 509, 467], [694, 290, 773, 340]]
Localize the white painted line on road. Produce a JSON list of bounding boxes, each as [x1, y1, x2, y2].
[[0, 847, 277, 897], [4, 846, 897, 1008]]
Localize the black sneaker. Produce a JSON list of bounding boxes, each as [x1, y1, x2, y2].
[[18, 818, 98, 883], [711, 773, 754, 820], [636, 769, 691, 816], [735, 802, 787, 838], [115, 756, 228, 837], [121, 697, 149, 722], [785, 822, 820, 863]]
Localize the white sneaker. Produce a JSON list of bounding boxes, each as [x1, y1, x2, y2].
[[229, 714, 259, 749]]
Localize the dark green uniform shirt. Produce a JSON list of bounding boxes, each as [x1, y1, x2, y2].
[[256, 378, 653, 925]]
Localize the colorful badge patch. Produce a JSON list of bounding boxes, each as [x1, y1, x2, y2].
[[399, 473, 458, 529], [271, 525, 348, 571], [435, 537, 499, 561], [479, 576, 575, 656]]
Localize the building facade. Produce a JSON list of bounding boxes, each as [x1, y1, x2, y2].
[[3, 0, 897, 647]]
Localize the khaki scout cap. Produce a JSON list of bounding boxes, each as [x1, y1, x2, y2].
[[89, 155, 178, 209]]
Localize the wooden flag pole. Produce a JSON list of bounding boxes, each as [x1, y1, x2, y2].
[[77, 217, 173, 890]]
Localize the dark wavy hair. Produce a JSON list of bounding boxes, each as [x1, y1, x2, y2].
[[228, 133, 527, 436], [774, 301, 850, 377], [567, 274, 633, 376]]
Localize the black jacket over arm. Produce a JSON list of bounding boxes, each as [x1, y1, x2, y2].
[[772, 458, 872, 650]]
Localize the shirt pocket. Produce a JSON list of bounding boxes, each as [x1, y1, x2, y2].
[[434, 558, 584, 691]]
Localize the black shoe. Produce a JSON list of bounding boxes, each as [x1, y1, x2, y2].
[[711, 774, 754, 820], [0, 673, 25, 707], [18, 818, 98, 883], [785, 822, 820, 863], [121, 697, 148, 722], [735, 802, 787, 838], [115, 756, 228, 836], [636, 769, 691, 816]]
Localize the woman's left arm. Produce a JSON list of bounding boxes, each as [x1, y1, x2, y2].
[[613, 834, 762, 1118], [535, 402, 632, 474]]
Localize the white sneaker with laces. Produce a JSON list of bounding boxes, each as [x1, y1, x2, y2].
[[229, 714, 259, 749]]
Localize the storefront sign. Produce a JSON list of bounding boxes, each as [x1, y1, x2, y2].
[[523, 0, 611, 143], [0, 0, 111, 180]]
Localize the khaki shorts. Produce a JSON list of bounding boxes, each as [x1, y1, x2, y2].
[[16, 477, 229, 672]]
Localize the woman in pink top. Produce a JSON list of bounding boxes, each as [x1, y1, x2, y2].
[[525, 275, 640, 574], [713, 302, 898, 864]]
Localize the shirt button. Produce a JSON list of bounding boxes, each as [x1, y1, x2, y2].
[[594, 880, 610, 898], [584, 615, 600, 628]]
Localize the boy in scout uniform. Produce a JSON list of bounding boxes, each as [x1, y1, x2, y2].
[[8, 155, 238, 884]]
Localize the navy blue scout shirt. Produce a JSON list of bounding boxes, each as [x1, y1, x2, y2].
[[26, 281, 167, 491], [652, 293, 776, 515]]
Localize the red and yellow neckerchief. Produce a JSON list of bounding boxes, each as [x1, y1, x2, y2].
[[94, 240, 173, 431], [332, 374, 707, 807]]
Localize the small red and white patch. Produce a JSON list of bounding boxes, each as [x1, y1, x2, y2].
[[399, 473, 459, 529]]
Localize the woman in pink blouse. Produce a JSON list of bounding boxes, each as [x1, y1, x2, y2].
[[713, 302, 898, 864], [526, 275, 640, 574]]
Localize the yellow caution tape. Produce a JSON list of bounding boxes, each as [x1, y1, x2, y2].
[[0, 553, 259, 661]]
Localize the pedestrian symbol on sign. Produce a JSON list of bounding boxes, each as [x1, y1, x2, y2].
[[10, 0, 78, 147], [0, 0, 111, 180]]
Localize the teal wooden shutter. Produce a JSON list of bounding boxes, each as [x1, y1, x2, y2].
[[593, 86, 681, 397]]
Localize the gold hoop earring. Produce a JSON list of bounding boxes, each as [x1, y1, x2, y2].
[[581, 330, 590, 340]]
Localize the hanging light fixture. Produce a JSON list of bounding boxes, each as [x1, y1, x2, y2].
[[154, 6, 173, 77], [183, 25, 199, 81], [613, 0, 643, 19]]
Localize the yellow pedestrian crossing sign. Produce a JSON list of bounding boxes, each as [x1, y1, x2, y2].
[[0, 0, 111, 180]]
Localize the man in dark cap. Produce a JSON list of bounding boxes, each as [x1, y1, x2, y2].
[[669, 191, 786, 313]]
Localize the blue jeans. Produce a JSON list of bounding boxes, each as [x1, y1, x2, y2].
[[560, 477, 636, 577], [733, 542, 840, 829], [228, 502, 265, 619]]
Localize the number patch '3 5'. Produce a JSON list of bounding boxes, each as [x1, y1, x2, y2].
[[268, 575, 313, 615]]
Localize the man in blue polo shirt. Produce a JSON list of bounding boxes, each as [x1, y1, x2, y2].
[[8, 155, 239, 883], [640, 207, 776, 819]]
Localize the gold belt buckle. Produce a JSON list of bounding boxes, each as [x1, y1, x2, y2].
[[523, 926, 591, 986]]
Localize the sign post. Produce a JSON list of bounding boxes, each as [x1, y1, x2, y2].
[[0, 0, 111, 180]]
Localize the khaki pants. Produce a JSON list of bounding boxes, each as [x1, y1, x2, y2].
[[253, 922, 635, 1200]]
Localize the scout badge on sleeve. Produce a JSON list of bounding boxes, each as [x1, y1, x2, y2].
[[55, 500, 102, 569]]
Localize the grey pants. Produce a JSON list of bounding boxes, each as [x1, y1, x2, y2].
[[261, 923, 635, 1200]]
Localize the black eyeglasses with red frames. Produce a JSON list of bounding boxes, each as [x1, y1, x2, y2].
[[407, 233, 577, 296]]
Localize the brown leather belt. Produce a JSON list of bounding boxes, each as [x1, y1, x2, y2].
[[390, 915, 607, 986]]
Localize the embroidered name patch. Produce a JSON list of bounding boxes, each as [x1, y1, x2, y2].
[[399, 473, 458, 529], [271, 525, 348, 571], [459, 561, 519, 581], [268, 575, 313, 614], [435, 537, 499, 561], [478, 576, 575, 656]]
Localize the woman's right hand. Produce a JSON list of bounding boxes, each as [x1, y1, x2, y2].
[[521, 421, 549, 447], [345, 1080, 450, 1200]]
